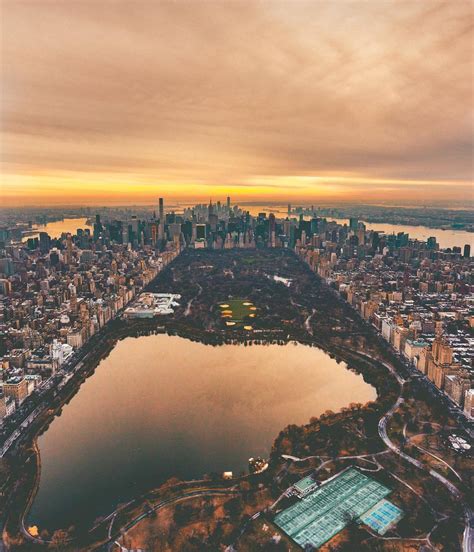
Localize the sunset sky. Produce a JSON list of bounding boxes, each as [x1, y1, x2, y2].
[[1, 1, 473, 206]]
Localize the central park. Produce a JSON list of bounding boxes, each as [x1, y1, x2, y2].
[[1, 249, 471, 551]]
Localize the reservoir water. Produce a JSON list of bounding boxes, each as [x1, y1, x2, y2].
[[29, 334, 375, 532]]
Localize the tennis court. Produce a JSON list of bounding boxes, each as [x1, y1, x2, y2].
[[274, 467, 402, 549], [360, 498, 404, 535]]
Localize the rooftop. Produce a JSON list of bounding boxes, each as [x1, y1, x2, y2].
[[5, 376, 24, 385]]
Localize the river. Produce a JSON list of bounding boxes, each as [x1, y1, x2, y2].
[[328, 218, 473, 250], [28, 334, 375, 532], [23, 212, 472, 250], [175, 203, 473, 250], [26, 217, 92, 240]]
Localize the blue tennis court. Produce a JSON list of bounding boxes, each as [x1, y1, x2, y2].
[[360, 498, 404, 535]]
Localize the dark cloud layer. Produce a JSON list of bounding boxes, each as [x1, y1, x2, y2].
[[1, 0, 473, 204]]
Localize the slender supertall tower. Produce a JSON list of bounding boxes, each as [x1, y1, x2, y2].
[[158, 198, 164, 222], [269, 213, 276, 247], [158, 197, 165, 242], [227, 196, 231, 212]]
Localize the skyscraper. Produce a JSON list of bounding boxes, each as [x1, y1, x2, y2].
[[269, 213, 276, 247], [196, 224, 206, 240], [39, 232, 51, 253], [65, 234, 73, 265], [227, 196, 231, 212], [93, 214, 102, 240], [159, 198, 164, 222], [269, 213, 276, 233]]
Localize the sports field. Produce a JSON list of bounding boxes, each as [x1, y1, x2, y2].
[[360, 498, 404, 535], [274, 468, 402, 549], [219, 299, 257, 328]]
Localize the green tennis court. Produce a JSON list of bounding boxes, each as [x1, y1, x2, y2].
[[274, 468, 402, 549]]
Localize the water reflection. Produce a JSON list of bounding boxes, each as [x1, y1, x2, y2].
[[29, 335, 375, 531], [27, 217, 91, 240]]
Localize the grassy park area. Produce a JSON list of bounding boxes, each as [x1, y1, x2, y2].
[[219, 298, 257, 328]]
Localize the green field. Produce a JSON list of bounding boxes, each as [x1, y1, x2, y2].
[[219, 298, 257, 328], [274, 468, 401, 549]]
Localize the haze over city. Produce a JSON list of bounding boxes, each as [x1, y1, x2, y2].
[[1, 2, 473, 552], [1, 0, 473, 206]]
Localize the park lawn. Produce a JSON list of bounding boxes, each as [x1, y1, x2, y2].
[[219, 299, 257, 326]]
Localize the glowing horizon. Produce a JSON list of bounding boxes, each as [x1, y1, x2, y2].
[[1, 1, 473, 207], [1, 172, 472, 208]]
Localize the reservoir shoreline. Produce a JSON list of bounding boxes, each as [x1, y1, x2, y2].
[[4, 317, 392, 549], [2, 250, 402, 551], [29, 332, 377, 531]]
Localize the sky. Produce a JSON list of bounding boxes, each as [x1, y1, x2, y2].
[[1, 0, 473, 207]]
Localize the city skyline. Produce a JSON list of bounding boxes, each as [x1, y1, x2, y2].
[[1, 1, 473, 206], [1, 200, 472, 550], [1, 1, 473, 549]]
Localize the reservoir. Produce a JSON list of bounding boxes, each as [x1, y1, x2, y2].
[[29, 335, 376, 532]]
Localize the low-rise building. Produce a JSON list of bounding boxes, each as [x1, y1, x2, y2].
[[3, 376, 28, 405], [67, 329, 84, 349], [444, 373, 471, 407], [463, 389, 474, 419], [0, 394, 16, 422], [404, 339, 428, 363]]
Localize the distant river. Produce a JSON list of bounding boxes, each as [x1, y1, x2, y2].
[[25, 217, 92, 240], [28, 335, 375, 532], [176, 203, 473, 249], [244, 208, 472, 249], [328, 218, 473, 250], [22, 212, 472, 250]]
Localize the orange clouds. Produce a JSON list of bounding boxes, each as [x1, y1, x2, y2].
[[1, 1, 473, 206]]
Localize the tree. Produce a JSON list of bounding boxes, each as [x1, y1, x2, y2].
[[239, 480, 251, 495], [223, 497, 242, 518], [48, 529, 70, 551], [423, 422, 433, 434], [173, 503, 195, 525]]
